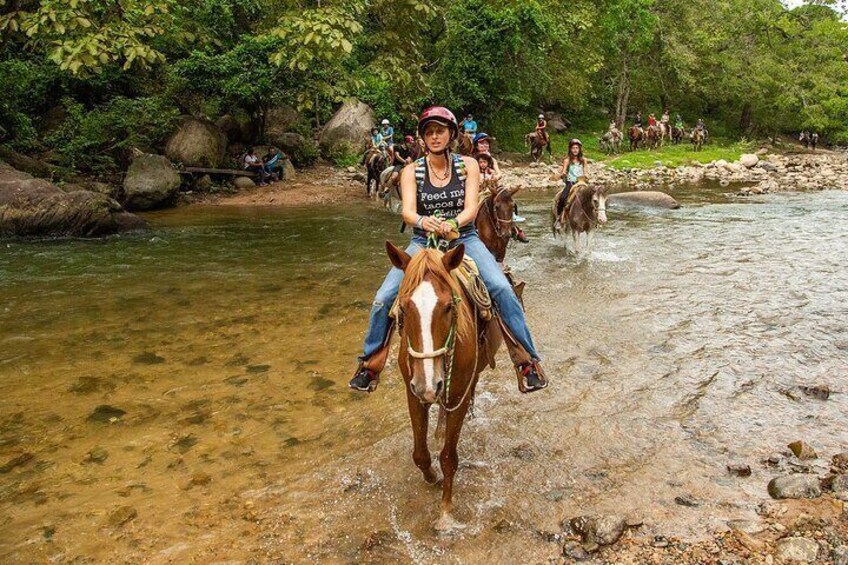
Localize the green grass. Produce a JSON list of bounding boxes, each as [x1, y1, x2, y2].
[[490, 112, 753, 170]]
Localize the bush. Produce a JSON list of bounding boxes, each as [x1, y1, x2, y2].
[[46, 96, 180, 174], [0, 59, 59, 149]]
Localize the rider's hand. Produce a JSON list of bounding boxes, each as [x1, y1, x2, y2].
[[437, 221, 455, 237], [421, 216, 441, 233]]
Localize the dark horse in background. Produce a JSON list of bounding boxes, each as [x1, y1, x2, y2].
[[551, 182, 608, 254], [800, 131, 819, 151], [525, 132, 551, 162], [628, 126, 644, 151], [364, 149, 388, 198]]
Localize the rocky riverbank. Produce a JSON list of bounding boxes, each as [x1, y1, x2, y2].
[[495, 150, 848, 196]]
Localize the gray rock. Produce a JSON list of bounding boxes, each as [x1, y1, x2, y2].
[[674, 494, 701, 507], [123, 152, 181, 211], [84, 447, 109, 464], [832, 452, 848, 472], [215, 114, 255, 144], [281, 158, 297, 180], [0, 161, 145, 237], [833, 546, 848, 565], [165, 116, 227, 167], [799, 384, 830, 400], [88, 405, 126, 423], [767, 475, 821, 499], [319, 99, 374, 156], [607, 191, 680, 209], [233, 176, 256, 189], [775, 537, 819, 563], [265, 105, 300, 139], [194, 174, 213, 192]]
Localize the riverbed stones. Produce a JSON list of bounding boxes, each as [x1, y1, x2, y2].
[[563, 540, 592, 560], [165, 116, 227, 167], [775, 537, 819, 562], [833, 546, 848, 565], [799, 384, 830, 400], [832, 452, 848, 472], [0, 452, 34, 474], [84, 447, 109, 464], [767, 475, 821, 499], [788, 441, 818, 460], [566, 514, 628, 547]]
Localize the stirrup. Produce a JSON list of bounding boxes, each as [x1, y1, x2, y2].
[[515, 361, 548, 394], [349, 365, 379, 393]]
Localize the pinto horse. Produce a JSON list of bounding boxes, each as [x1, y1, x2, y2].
[[552, 182, 608, 254], [628, 126, 643, 151], [690, 128, 705, 152], [386, 241, 501, 532], [645, 125, 662, 150]]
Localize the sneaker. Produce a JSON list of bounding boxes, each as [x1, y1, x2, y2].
[[514, 228, 529, 243], [513, 213, 526, 223], [349, 366, 379, 392], [517, 361, 547, 393]]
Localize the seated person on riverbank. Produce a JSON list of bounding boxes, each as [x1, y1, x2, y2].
[[243, 148, 270, 186], [263, 147, 288, 181]]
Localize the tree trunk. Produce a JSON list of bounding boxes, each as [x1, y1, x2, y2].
[[615, 59, 631, 129], [660, 93, 669, 113], [739, 102, 752, 133]]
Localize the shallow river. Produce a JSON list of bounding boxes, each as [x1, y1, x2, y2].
[[1, 183, 847, 563]]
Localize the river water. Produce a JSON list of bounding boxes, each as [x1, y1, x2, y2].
[[1, 183, 847, 563]]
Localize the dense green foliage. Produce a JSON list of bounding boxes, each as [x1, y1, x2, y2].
[[1, 0, 846, 173]]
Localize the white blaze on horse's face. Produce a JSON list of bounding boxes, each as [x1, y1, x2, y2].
[[595, 192, 608, 224], [410, 281, 444, 403]]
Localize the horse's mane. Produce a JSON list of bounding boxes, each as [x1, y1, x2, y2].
[[456, 135, 473, 156], [398, 249, 474, 342]]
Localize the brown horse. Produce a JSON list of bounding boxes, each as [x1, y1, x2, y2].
[[456, 134, 474, 157], [386, 241, 501, 532], [475, 183, 526, 303], [365, 150, 388, 197], [671, 125, 685, 144], [645, 124, 662, 150], [628, 126, 643, 151], [524, 132, 551, 162], [551, 182, 608, 254]]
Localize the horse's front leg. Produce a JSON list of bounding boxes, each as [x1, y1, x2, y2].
[[405, 386, 438, 484], [572, 230, 579, 255], [435, 398, 473, 533]]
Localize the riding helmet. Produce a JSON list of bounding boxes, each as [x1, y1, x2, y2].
[[381, 119, 390, 125], [418, 106, 459, 139], [538, 114, 545, 120], [569, 138, 583, 148], [473, 132, 491, 146], [404, 135, 415, 144]]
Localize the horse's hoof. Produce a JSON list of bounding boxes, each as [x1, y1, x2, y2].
[[434, 513, 466, 534], [422, 467, 442, 485]]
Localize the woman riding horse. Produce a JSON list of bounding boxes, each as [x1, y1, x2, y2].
[[349, 107, 548, 394]]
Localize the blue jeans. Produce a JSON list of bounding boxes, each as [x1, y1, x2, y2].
[[360, 231, 540, 362]]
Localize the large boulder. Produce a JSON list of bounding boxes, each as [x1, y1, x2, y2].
[[215, 114, 256, 144], [545, 112, 571, 134], [319, 99, 374, 156], [123, 152, 182, 211], [268, 132, 318, 167], [265, 105, 300, 139], [607, 191, 681, 209], [0, 161, 145, 237], [165, 117, 227, 167]]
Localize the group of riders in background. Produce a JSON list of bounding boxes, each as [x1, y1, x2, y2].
[[601, 108, 709, 153]]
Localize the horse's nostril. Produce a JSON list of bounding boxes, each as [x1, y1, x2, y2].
[[435, 380, 444, 397]]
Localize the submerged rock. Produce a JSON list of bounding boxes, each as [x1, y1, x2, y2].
[[87, 405, 126, 423], [607, 191, 680, 209], [107, 505, 138, 528], [727, 462, 752, 477], [767, 475, 821, 499]]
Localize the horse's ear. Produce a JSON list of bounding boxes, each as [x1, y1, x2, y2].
[[508, 185, 522, 196], [442, 244, 465, 272], [386, 241, 411, 271]]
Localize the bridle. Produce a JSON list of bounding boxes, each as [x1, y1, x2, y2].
[[486, 188, 514, 239]]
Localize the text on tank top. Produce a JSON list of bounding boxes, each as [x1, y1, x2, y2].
[[413, 154, 472, 237]]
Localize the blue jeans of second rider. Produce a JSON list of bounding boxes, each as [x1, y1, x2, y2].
[[359, 230, 540, 363]]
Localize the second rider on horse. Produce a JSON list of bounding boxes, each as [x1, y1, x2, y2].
[[350, 106, 548, 394]]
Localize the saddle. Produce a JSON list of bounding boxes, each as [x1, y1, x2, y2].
[[389, 257, 493, 323]]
